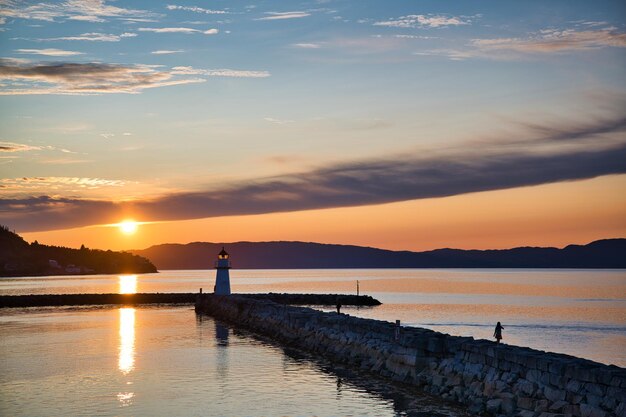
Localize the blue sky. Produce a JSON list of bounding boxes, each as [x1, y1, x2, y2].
[[0, 1, 625, 249]]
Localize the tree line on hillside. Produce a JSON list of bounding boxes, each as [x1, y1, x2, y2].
[[0, 225, 157, 277]]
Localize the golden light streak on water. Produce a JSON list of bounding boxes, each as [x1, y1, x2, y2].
[[118, 307, 135, 375], [119, 275, 137, 294], [117, 391, 135, 407]]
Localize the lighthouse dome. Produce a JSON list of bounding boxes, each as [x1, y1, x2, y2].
[[218, 247, 229, 259]]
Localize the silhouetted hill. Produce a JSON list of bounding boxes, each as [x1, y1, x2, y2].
[[0, 226, 157, 276], [131, 239, 626, 270]]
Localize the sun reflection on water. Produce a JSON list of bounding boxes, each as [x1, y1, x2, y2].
[[119, 275, 137, 294], [117, 391, 135, 407], [118, 307, 135, 375]]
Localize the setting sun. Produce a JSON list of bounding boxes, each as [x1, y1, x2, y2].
[[119, 221, 138, 235]]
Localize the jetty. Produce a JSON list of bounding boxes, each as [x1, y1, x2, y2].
[[196, 294, 625, 417], [0, 292, 380, 308]]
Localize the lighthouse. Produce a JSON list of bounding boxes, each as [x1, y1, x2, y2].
[[214, 247, 231, 295]]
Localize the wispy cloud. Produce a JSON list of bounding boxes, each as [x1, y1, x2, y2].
[[4, 112, 625, 232], [292, 43, 321, 49], [172, 66, 270, 78], [413, 49, 476, 61], [1, 176, 126, 187], [67, 15, 104, 22], [166, 5, 227, 15], [472, 28, 626, 54], [0, 0, 156, 23], [374, 14, 470, 29], [25, 32, 138, 42], [16, 48, 83, 56], [121, 18, 158, 23], [0, 177, 128, 198], [0, 61, 205, 95], [264, 117, 294, 125], [151, 50, 184, 55], [0, 141, 75, 154], [139, 27, 218, 35], [393, 34, 436, 40], [0, 142, 41, 152], [0, 61, 271, 95], [256, 11, 310, 21], [415, 27, 626, 61]]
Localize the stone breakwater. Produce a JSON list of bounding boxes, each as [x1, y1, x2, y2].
[[241, 292, 381, 306], [196, 295, 626, 417], [0, 292, 379, 308]]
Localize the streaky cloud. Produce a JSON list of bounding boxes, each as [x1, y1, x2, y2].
[[472, 28, 626, 53], [0, 0, 156, 23], [292, 43, 321, 49], [256, 12, 310, 21], [68, 15, 105, 22], [151, 50, 184, 55], [419, 27, 626, 61], [31, 32, 137, 42], [0, 142, 42, 152], [374, 14, 470, 29], [171, 66, 270, 78], [15, 48, 84, 56], [519, 116, 626, 142], [166, 5, 227, 15], [0, 176, 127, 193], [138, 27, 218, 35], [0, 61, 205, 95], [3, 114, 626, 232]]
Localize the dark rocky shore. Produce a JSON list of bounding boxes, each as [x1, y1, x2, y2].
[[0, 292, 379, 308], [196, 294, 626, 417]]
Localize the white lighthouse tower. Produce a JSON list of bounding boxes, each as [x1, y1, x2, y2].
[[214, 247, 231, 295]]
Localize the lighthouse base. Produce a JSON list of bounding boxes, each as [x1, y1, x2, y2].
[[215, 269, 231, 295]]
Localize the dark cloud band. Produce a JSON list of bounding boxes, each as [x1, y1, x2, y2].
[[3, 129, 626, 232]]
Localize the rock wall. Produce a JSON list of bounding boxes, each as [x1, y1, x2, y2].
[[0, 292, 380, 308], [195, 295, 626, 417]]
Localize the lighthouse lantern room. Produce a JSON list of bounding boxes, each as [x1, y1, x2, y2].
[[214, 247, 231, 295]]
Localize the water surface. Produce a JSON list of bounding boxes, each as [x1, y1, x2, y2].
[[0, 306, 466, 417], [1, 269, 625, 366]]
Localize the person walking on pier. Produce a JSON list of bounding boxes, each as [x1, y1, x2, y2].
[[494, 321, 504, 344], [336, 300, 342, 314]]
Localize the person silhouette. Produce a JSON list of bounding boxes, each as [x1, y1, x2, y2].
[[494, 321, 504, 344]]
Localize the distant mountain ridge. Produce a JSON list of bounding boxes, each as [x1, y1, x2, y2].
[[131, 239, 626, 270]]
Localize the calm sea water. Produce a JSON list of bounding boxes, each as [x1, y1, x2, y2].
[[0, 306, 467, 417], [1, 269, 625, 366], [1, 269, 624, 415]]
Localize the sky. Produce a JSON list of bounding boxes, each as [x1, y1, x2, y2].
[[1, 0, 625, 251]]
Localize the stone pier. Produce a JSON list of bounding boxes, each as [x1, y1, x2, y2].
[[195, 294, 626, 417]]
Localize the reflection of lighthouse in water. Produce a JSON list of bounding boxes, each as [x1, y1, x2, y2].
[[215, 322, 229, 346], [214, 247, 231, 295]]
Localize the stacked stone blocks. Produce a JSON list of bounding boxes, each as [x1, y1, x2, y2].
[[196, 295, 625, 417]]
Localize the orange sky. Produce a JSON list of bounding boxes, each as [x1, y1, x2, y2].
[[21, 174, 626, 252]]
